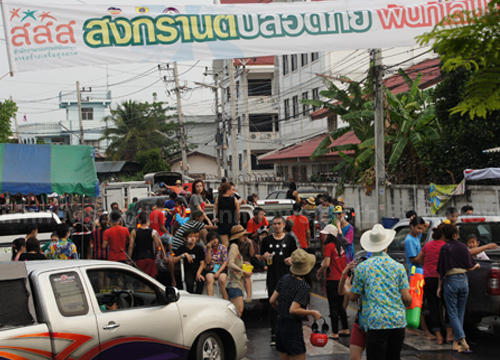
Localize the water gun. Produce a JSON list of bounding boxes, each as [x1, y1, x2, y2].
[[406, 266, 425, 329]]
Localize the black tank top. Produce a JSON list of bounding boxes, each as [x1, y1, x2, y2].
[[133, 228, 154, 260], [286, 189, 295, 200], [218, 195, 237, 227]]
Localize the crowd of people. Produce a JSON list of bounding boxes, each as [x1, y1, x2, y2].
[[10, 179, 497, 359]]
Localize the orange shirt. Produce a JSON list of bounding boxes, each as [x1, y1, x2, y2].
[[247, 217, 269, 235], [287, 214, 310, 249]]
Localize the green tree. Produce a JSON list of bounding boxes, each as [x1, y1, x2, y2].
[[304, 70, 439, 191], [418, 68, 500, 183], [0, 99, 17, 142], [101, 100, 178, 161], [136, 148, 169, 174], [418, 0, 500, 118]]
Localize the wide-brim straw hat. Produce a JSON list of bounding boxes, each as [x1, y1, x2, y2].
[[230, 225, 249, 240], [360, 224, 396, 253], [306, 197, 316, 205], [290, 249, 316, 276]]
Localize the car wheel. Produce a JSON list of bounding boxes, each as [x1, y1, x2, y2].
[[195, 331, 224, 360]]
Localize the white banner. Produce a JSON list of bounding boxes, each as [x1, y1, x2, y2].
[[0, 0, 490, 73]]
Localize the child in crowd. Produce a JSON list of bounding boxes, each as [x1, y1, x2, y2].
[[444, 207, 459, 225], [172, 228, 205, 294], [466, 234, 499, 260]]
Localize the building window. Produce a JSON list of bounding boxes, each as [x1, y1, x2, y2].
[[229, 155, 232, 171], [237, 116, 241, 134], [238, 154, 242, 171], [292, 95, 299, 118], [283, 55, 289, 75], [291, 54, 298, 71], [301, 53, 308, 67], [236, 80, 240, 98], [81, 107, 93, 120], [226, 87, 230, 102], [248, 79, 272, 96], [312, 88, 320, 111], [311, 52, 319, 62], [251, 153, 274, 170], [284, 99, 290, 120], [302, 92, 309, 116], [250, 114, 276, 132]]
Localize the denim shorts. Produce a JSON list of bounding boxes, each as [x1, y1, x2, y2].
[[227, 287, 243, 300]]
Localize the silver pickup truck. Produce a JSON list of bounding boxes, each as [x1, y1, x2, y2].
[[388, 215, 500, 323], [0, 260, 247, 360]]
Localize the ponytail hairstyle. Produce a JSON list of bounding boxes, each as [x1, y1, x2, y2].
[[11, 238, 26, 260], [431, 225, 443, 241], [325, 233, 343, 255]]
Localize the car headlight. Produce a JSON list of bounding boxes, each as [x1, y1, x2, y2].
[[227, 303, 239, 317]]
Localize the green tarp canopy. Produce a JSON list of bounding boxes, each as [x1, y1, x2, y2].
[[0, 143, 99, 197]]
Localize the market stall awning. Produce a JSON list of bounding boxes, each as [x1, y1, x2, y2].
[[0, 144, 99, 197]]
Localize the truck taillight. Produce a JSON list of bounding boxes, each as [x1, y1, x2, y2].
[[487, 268, 500, 295], [315, 223, 321, 230]]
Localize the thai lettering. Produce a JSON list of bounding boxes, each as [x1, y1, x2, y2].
[[377, 0, 491, 30], [10, 20, 75, 46], [82, 11, 372, 48]]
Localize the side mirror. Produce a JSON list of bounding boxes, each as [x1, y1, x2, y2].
[[166, 286, 180, 303]]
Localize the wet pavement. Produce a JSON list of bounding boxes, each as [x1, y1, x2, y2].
[[240, 278, 500, 360]]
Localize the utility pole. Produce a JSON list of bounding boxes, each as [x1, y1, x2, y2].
[[241, 61, 252, 181], [220, 85, 228, 178], [10, 96, 20, 143], [76, 81, 84, 145], [214, 78, 221, 179], [229, 59, 238, 186], [372, 49, 386, 222], [173, 62, 189, 178]]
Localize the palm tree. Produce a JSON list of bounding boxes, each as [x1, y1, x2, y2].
[[101, 100, 178, 161]]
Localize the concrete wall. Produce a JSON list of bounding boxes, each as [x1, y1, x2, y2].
[[205, 180, 500, 232]]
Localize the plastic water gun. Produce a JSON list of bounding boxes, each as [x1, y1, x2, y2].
[[406, 266, 425, 329]]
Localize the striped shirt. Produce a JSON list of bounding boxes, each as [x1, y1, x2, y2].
[[90, 228, 108, 260], [172, 220, 205, 251]]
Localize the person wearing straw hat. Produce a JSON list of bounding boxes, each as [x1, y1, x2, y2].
[[226, 225, 253, 317], [349, 224, 412, 360], [270, 249, 322, 359], [303, 197, 317, 210], [333, 205, 355, 264]]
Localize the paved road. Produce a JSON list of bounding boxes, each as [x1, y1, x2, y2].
[[241, 280, 500, 360]]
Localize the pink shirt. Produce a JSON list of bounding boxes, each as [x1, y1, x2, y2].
[[421, 240, 446, 278]]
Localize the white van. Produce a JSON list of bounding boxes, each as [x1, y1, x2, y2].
[[0, 212, 62, 261]]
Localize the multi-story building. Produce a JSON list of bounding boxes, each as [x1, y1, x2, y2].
[[19, 89, 112, 150]]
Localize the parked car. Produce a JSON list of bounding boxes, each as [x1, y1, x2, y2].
[[0, 212, 62, 262], [388, 215, 500, 323], [0, 260, 247, 360]]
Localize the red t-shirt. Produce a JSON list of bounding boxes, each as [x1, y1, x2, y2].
[[149, 209, 166, 236], [287, 214, 309, 249], [247, 217, 269, 235], [104, 225, 130, 261], [421, 240, 446, 278], [325, 242, 346, 281]]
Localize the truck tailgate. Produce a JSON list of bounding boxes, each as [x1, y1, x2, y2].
[[467, 254, 500, 317]]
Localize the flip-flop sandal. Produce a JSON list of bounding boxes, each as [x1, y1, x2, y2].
[[329, 334, 339, 340], [339, 332, 351, 337], [458, 347, 472, 354]]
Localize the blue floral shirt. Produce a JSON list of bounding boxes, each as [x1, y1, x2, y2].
[[351, 251, 409, 331]]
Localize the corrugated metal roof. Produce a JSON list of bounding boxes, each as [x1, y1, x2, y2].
[[259, 131, 359, 163], [95, 161, 127, 173]]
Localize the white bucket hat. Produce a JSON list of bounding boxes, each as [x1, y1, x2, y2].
[[320, 224, 338, 237], [360, 224, 396, 253]]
